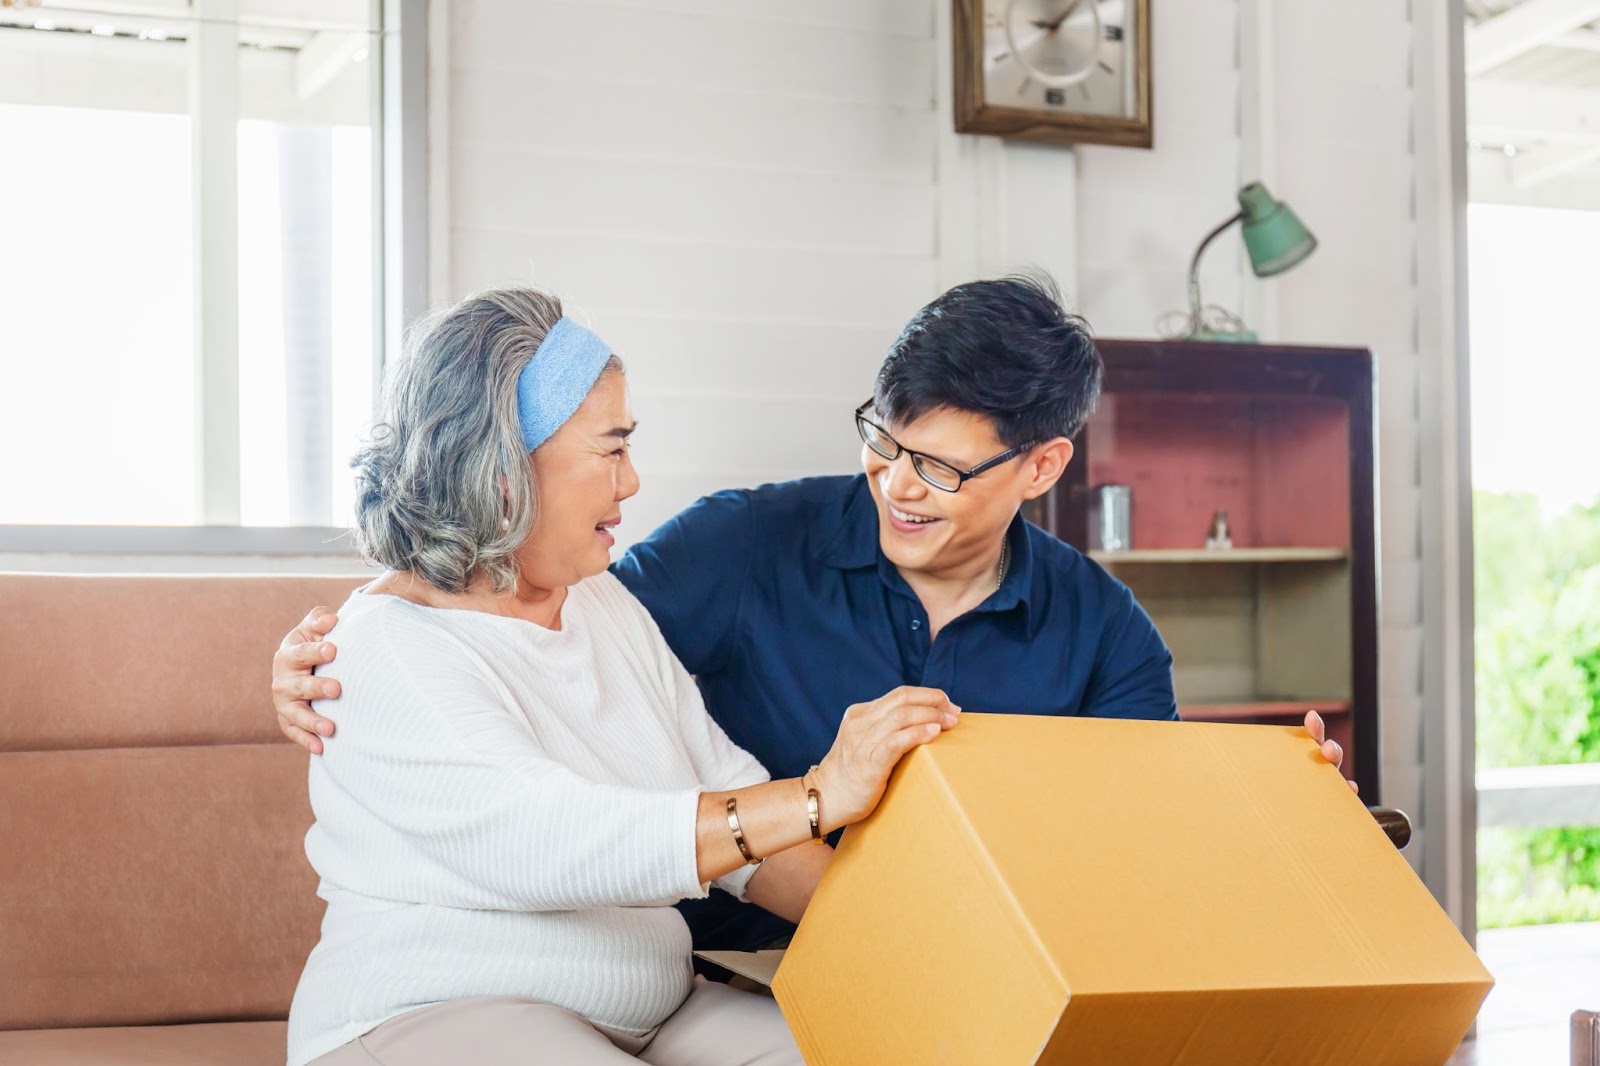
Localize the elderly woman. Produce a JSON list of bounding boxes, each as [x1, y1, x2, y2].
[[286, 288, 958, 1066]]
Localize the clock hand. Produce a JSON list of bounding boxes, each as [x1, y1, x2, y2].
[[1008, 27, 1050, 57], [1030, 0, 1085, 34]]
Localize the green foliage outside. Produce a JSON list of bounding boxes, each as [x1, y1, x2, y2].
[[1475, 490, 1600, 928]]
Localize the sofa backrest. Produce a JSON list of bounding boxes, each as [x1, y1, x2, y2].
[[0, 572, 367, 1030]]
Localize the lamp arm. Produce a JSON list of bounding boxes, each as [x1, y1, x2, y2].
[[1187, 209, 1245, 324]]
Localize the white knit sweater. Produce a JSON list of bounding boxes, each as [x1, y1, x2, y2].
[[285, 572, 770, 1066]]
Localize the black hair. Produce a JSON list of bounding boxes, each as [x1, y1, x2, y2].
[[872, 271, 1102, 448]]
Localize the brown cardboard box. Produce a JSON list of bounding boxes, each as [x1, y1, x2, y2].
[[766, 713, 1492, 1065]]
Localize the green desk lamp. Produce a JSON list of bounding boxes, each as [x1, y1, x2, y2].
[[1166, 181, 1317, 343]]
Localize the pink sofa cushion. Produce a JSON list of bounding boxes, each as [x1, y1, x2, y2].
[[0, 1021, 287, 1066], [0, 745, 321, 1030], [0, 573, 365, 752]]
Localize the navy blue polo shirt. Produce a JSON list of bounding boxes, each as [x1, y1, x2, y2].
[[611, 474, 1176, 951]]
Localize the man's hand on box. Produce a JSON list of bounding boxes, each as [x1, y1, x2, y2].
[[273, 607, 343, 754], [1304, 710, 1359, 794]]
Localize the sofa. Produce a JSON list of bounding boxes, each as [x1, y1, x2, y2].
[[0, 570, 1417, 1064], [0, 573, 366, 1066]]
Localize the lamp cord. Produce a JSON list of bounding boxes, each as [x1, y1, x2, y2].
[[1156, 208, 1247, 339], [1156, 304, 1250, 340]]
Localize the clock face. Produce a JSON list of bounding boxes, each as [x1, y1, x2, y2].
[[982, 0, 1138, 121]]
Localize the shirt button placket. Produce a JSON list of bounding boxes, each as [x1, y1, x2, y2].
[[923, 626, 954, 691]]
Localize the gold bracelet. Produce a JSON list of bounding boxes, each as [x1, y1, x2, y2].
[[726, 797, 757, 864], [805, 765, 824, 843]]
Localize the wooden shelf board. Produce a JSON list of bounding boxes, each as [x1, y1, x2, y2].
[[1181, 699, 1353, 722], [1091, 547, 1349, 565]]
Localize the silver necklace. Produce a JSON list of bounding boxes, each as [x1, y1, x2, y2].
[[996, 540, 1009, 590]]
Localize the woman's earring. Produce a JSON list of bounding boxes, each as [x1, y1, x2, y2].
[[501, 516, 511, 532]]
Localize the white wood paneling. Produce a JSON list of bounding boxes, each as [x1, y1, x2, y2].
[[452, 150, 936, 255], [1075, 0, 1242, 334], [451, 71, 938, 180], [443, 0, 1075, 546], [520, 0, 936, 38], [453, 1, 937, 108], [624, 394, 861, 475], [1273, 85, 1414, 153], [454, 231, 938, 325], [601, 317, 892, 401], [1466, 0, 1600, 75], [1383, 692, 1426, 768]]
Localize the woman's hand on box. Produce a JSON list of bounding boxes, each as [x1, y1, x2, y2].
[[812, 686, 961, 831]]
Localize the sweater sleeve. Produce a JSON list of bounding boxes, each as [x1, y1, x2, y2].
[[666, 650, 772, 902], [305, 610, 709, 913]]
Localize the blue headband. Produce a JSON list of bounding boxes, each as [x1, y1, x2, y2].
[[517, 317, 614, 451]]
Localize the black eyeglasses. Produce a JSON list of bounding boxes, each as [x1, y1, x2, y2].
[[855, 401, 1035, 493]]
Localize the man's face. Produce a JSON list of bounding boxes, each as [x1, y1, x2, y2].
[[861, 404, 1039, 580]]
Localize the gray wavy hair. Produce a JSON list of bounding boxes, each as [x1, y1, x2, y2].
[[351, 286, 618, 594]]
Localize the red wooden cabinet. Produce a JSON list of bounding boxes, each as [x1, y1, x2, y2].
[[1025, 340, 1381, 800]]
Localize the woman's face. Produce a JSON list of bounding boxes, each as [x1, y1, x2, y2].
[[518, 369, 640, 590]]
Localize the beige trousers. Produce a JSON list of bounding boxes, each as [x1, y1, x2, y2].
[[310, 980, 803, 1066]]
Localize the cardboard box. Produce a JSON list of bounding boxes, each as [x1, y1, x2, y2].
[[764, 713, 1492, 1065]]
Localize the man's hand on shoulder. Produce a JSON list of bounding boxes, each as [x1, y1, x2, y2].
[[273, 607, 342, 754]]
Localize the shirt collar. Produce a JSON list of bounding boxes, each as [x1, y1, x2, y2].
[[814, 475, 881, 571], [816, 475, 1036, 625], [985, 515, 1035, 622]]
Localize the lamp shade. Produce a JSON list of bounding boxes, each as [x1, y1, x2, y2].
[[1237, 182, 1317, 277]]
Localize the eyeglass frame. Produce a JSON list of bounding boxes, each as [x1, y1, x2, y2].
[[854, 400, 1038, 493]]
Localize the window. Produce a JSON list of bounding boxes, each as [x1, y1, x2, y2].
[[0, 0, 416, 540]]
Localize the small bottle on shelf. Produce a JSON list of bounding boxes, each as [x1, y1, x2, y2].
[[1205, 509, 1233, 550]]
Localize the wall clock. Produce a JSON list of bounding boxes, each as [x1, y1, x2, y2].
[[953, 0, 1152, 148]]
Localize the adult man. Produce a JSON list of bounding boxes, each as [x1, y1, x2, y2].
[[273, 274, 1347, 954]]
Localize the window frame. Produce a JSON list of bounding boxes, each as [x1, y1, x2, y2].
[[0, 0, 427, 556]]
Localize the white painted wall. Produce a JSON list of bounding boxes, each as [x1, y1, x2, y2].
[[1075, 0, 1242, 336], [434, 0, 1078, 545]]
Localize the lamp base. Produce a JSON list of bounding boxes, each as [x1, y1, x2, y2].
[[1185, 328, 1259, 343]]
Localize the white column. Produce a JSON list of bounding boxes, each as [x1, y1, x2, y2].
[[1413, 0, 1477, 944], [381, 0, 430, 373], [426, 0, 452, 305], [191, 0, 241, 524], [1236, 0, 1277, 340]]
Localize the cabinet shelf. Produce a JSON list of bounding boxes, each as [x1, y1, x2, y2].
[[1091, 547, 1349, 565], [1030, 338, 1379, 796], [1182, 700, 1352, 722]]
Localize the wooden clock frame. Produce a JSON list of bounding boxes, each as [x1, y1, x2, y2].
[[952, 0, 1154, 149]]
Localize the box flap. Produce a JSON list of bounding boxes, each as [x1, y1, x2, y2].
[[694, 949, 785, 987], [772, 713, 1492, 1065], [923, 715, 1491, 995]]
